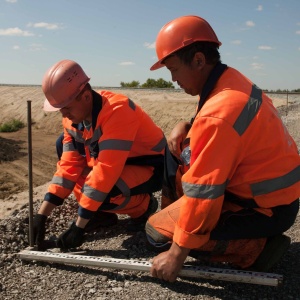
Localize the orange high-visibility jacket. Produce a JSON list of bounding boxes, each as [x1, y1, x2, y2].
[[173, 67, 300, 249], [46, 90, 166, 214]]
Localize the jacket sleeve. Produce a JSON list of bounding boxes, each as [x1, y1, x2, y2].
[[173, 116, 242, 249], [45, 127, 87, 204]]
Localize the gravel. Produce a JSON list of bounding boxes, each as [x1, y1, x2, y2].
[[1, 192, 300, 300]]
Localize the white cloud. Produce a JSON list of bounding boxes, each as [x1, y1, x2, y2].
[[29, 43, 46, 51], [257, 5, 263, 11], [258, 45, 273, 50], [251, 62, 264, 70], [27, 22, 62, 30], [231, 40, 241, 45], [246, 21, 255, 27], [144, 42, 155, 49], [12, 45, 20, 50], [0, 27, 34, 36], [119, 61, 135, 66], [6, 0, 17, 3], [296, 30, 300, 35]]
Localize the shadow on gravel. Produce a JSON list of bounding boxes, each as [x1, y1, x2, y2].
[[84, 219, 137, 240], [22, 241, 300, 299], [160, 241, 300, 299], [24, 257, 289, 299]]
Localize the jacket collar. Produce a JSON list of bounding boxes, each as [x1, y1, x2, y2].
[[191, 62, 228, 124], [72, 90, 102, 131]]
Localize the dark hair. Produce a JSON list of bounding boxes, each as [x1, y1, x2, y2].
[[75, 83, 92, 101], [175, 42, 221, 66], [82, 82, 92, 92]]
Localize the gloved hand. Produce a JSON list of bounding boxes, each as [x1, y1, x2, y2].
[[33, 214, 48, 251], [56, 221, 85, 250]]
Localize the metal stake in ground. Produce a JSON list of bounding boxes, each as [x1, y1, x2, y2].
[[27, 100, 34, 247]]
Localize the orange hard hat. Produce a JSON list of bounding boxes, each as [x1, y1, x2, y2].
[[150, 15, 221, 71], [42, 59, 90, 111]]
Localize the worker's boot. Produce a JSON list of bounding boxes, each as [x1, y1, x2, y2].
[[248, 234, 291, 272], [189, 238, 267, 269], [84, 211, 118, 233], [126, 195, 158, 232]]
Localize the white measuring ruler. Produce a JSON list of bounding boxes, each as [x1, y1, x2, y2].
[[19, 250, 283, 286]]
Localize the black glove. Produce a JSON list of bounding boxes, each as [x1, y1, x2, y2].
[[56, 221, 85, 250], [33, 214, 48, 250]]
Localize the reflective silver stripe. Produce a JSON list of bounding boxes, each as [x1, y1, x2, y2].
[[115, 178, 131, 197], [251, 165, 300, 196], [109, 196, 131, 211], [51, 176, 75, 190], [66, 128, 85, 143], [233, 85, 262, 136], [151, 136, 167, 152], [182, 181, 226, 199], [128, 99, 136, 110], [85, 127, 102, 147], [109, 178, 131, 211], [99, 139, 133, 151], [63, 141, 76, 152], [82, 184, 108, 202], [83, 178, 132, 210]]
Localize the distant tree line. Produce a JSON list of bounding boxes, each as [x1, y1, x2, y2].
[[264, 88, 300, 93], [0, 83, 299, 92], [120, 78, 174, 89], [119, 80, 300, 92]]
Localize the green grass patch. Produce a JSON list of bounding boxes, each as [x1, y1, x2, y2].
[[0, 119, 25, 132]]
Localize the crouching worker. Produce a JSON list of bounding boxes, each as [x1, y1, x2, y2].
[[33, 59, 166, 250], [145, 15, 300, 282]]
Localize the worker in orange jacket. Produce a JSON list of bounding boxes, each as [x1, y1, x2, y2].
[[33, 59, 166, 250], [146, 15, 300, 282]]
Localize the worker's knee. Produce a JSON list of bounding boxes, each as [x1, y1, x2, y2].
[[145, 221, 169, 243], [145, 221, 171, 252]]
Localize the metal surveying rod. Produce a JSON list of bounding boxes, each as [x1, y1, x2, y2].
[[19, 250, 283, 287]]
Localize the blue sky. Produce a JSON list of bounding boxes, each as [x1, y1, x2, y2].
[[0, 0, 299, 90]]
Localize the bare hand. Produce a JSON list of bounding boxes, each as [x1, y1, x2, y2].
[[150, 242, 190, 282], [167, 121, 191, 159]]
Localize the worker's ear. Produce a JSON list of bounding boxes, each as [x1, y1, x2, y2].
[[193, 52, 205, 69], [81, 90, 92, 103]]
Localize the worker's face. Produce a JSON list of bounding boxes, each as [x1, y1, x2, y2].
[[164, 53, 206, 96], [60, 90, 92, 124]]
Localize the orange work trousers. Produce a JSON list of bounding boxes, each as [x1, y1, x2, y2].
[[73, 165, 152, 218], [146, 197, 267, 269]]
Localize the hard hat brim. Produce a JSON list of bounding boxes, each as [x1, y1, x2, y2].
[[150, 60, 165, 71], [43, 98, 61, 112]]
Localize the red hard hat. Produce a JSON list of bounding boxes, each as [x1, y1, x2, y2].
[[42, 59, 90, 111], [150, 15, 221, 71]]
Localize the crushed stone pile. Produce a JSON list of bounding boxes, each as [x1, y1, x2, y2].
[[1, 193, 300, 299]]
